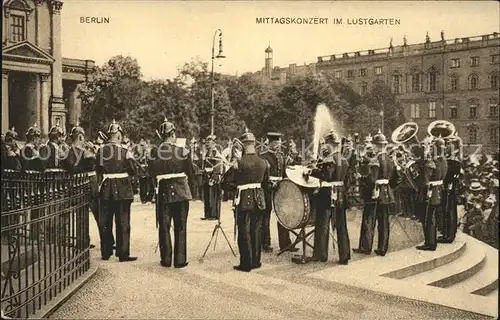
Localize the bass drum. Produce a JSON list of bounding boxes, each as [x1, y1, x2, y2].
[[273, 179, 316, 230]]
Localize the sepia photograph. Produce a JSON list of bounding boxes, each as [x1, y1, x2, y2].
[[1, 0, 499, 319]]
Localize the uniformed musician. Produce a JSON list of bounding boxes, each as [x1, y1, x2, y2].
[[224, 129, 269, 272], [416, 136, 447, 251], [201, 135, 223, 220], [63, 122, 100, 249], [38, 121, 66, 171], [308, 131, 351, 264], [259, 132, 297, 253], [353, 130, 401, 256], [135, 138, 154, 204], [439, 136, 462, 243], [96, 120, 137, 262], [2, 127, 22, 171], [148, 118, 194, 268]]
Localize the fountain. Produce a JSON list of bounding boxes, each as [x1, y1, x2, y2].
[[312, 103, 342, 159]]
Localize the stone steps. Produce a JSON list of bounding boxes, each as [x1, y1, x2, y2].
[[401, 237, 487, 288], [307, 231, 498, 318], [447, 239, 498, 296]]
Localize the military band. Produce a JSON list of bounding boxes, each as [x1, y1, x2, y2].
[[2, 116, 474, 271]]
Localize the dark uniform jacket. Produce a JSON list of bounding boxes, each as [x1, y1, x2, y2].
[[1, 142, 22, 171], [358, 152, 378, 203], [64, 144, 99, 197], [428, 157, 448, 206], [444, 160, 461, 190], [259, 149, 285, 208], [367, 152, 401, 205], [311, 151, 350, 208], [95, 143, 135, 201], [39, 141, 64, 170], [21, 143, 44, 172], [203, 148, 223, 184], [224, 153, 269, 212], [148, 142, 195, 203]]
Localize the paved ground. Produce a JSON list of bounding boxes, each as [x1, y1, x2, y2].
[[50, 200, 487, 319]]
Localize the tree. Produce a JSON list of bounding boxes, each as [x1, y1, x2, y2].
[[362, 81, 406, 137], [179, 59, 244, 139], [120, 78, 199, 141], [79, 55, 146, 138]]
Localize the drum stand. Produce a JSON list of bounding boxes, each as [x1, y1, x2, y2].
[[277, 226, 315, 264], [200, 207, 237, 261]]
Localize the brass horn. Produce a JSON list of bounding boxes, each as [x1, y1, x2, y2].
[[391, 122, 420, 148], [427, 120, 456, 139]]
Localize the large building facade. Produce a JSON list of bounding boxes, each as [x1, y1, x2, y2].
[[2, 0, 94, 139], [315, 32, 500, 152]]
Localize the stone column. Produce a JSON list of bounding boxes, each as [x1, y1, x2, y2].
[[40, 74, 51, 137], [49, 1, 66, 129], [34, 0, 44, 46], [2, 71, 9, 134], [50, 1, 63, 99], [67, 83, 82, 126], [26, 74, 41, 128]]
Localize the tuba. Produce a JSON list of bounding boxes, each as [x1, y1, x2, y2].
[[391, 122, 421, 191], [427, 120, 456, 139]]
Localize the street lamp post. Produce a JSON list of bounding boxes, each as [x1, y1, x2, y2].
[[210, 29, 226, 137], [380, 102, 385, 134]]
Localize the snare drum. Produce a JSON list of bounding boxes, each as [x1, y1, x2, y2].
[[273, 179, 316, 230]]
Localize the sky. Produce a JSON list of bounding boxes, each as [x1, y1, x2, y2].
[[61, 1, 500, 80]]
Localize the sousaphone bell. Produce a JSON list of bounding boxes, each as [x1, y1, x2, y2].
[[391, 122, 420, 190], [427, 120, 456, 139]]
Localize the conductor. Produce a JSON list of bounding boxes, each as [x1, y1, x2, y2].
[[224, 129, 269, 272], [148, 118, 194, 268]]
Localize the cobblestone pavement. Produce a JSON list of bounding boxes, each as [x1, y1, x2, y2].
[[50, 201, 489, 319]]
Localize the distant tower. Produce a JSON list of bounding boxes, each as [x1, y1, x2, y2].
[[265, 43, 273, 79]]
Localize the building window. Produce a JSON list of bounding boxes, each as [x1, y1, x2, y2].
[[491, 54, 500, 64], [470, 56, 480, 67], [360, 83, 367, 95], [490, 74, 499, 89], [450, 58, 460, 68], [9, 15, 26, 43], [468, 127, 478, 144], [429, 72, 437, 92], [449, 104, 458, 118], [468, 75, 479, 90], [375, 66, 383, 75], [469, 103, 478, 119], [359, 69, 367, 77], [410, 103, 420, 118], [489, 101, 498, 117], [335, 70, 342, 79], [428, 102, 437, 118], [412, 74, 422, 92], [489, 127, 499, 143], [392, 75, 402, 94], [450, 76, 459, 91], [347, 70, 355, 78]]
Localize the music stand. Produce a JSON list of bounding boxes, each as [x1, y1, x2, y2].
[[200, 199, 237, 261]]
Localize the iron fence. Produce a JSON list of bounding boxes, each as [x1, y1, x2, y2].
[[1, 170, 91, 319]]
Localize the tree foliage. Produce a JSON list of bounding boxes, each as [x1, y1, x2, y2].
[[79, 55, 405, 145]]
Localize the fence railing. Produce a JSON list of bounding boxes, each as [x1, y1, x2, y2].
[[1, 170, 91, 319]]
